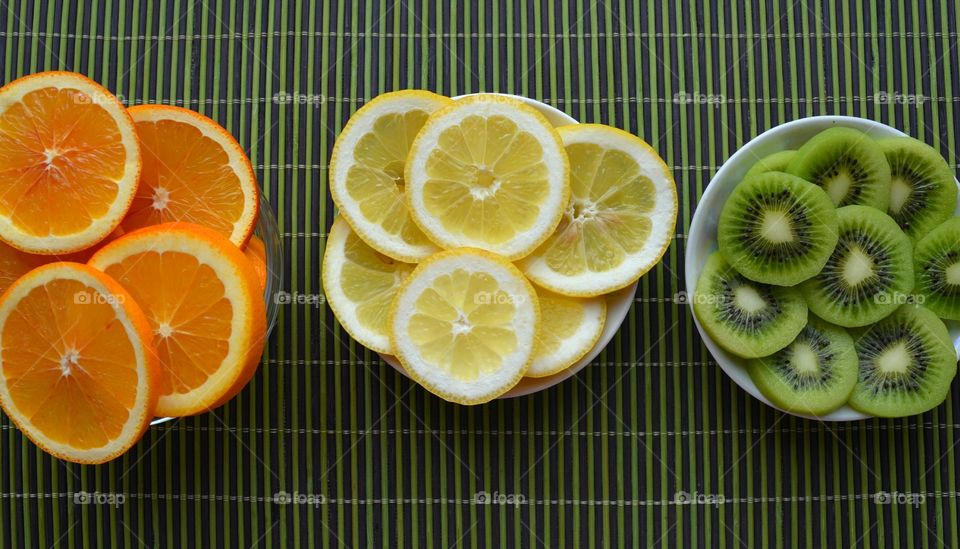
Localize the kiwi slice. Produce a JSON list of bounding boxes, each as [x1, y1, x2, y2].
[[913, 217, 960, 319], [747, 315, 858, 416], [879, 137, 958, 242], [744, 150, 797, 179], [787, 127, 892, 209], [800, 205, 914, 327], [717, 171, 839, 286], [849, 304, 957, 417], [693, 251, 808, 358]]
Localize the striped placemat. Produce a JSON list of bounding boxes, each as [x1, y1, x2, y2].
[[1, 1, 959, 547]]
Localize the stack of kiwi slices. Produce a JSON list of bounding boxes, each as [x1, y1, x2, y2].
[[694, 126, 960, 418]]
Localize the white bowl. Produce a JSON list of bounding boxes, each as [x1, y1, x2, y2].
[[380, 93, 638, 399], [686, 115, 960, 421]]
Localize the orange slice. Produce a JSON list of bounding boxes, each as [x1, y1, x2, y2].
[[242, 235, 267, 294], [121, 105, 259, 247], [43, 225, 126, 264], [0, 71, 141, 254], [0, 262, 159, 464], [88, 222, 266, 416], [0, 240, 43, 295]]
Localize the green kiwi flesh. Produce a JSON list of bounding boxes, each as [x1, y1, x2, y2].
[[747, 315, 858, 416], [744, 150, 797, 179], [879, 136, 957, 242], [914, 217, 960, 320], [693, 251, 808, 358], [717, 171, 839, 286], [787, 127, 892, 209], [849, 304, 957, 417], [801, 205, 914, 327]]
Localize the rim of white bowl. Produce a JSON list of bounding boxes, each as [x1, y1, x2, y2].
[[686, 115, 960, 422], [380, 92, 638, 399]]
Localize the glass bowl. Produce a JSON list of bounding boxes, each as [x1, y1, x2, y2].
[[150, 193, 283, 426]]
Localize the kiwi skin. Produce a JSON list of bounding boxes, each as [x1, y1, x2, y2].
[[717, 171, 839, 286], [787, 127, 892, 210], [744, 151, 796, 179], [747, 315, 858, 416], [849, 304, 957, 417], [800, 205, 915, 328], [693, 251, 808, 359], [914, 217, 960, 320], [879, 137, 957, 242]]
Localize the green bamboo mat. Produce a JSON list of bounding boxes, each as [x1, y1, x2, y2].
[[1, 0, 960, 547]]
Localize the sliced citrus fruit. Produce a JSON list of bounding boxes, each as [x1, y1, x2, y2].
[[0, 240, 43, 295], [44, 225, 126, 264], [528, 288, 606, 378], [88, 222, 266, 416], [242, 235, 268, 294], [322, 216, 414, 353], [122, 105, 259, 247], [0, 71, 141, 254], [520, 124, 678, 296], [329, 90, 451, 262], [0, 228, 123, 296], [388, 248, 539, 404], [0, 262, 159, 464], [404, 94, 570, 260]]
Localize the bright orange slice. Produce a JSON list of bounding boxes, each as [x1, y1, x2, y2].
[[0, 71, 141, 254], [242, 235, 267, 294], [0, 262, 159, 464], [88, 222, 266, 416], [122, 105, 259, 247]]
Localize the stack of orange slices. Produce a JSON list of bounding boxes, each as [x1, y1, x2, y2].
[[0, 72, 268, 463]]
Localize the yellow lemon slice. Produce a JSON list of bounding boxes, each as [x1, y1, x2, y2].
[[520, 124, 678, 296], [322, 216, 415, 353], [388, 248, 539, 404], [529, 288, 606, 377], [329, 90, 451, 262], [404, 95, 570, 260]]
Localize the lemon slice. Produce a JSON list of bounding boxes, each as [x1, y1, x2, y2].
[[404, 95, 570, 260], [520, 124, 678, 296], [529, 288, 606, 378], [322, 217, 415, 353], [329, 90, 451, 262], [388, 248, 539, 403]]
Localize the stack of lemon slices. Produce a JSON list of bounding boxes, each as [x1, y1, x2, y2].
[[322, 92, 678, 404]]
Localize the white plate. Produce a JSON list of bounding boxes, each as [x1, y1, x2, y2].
[[686, 115, 960, 421], [380, 93, 638, 398]]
